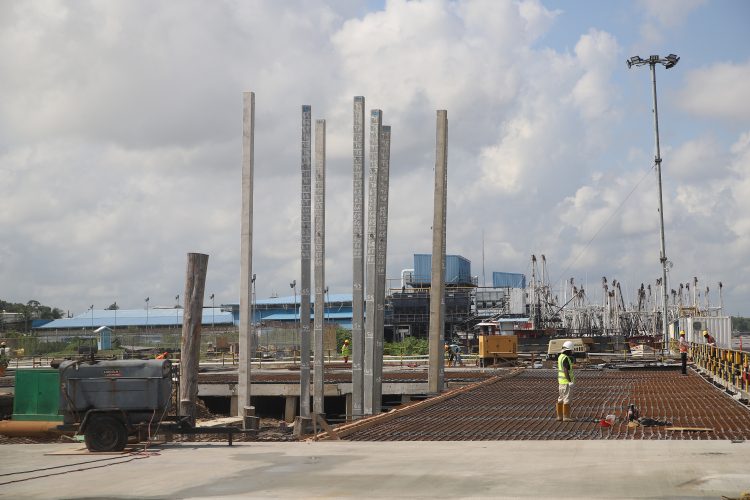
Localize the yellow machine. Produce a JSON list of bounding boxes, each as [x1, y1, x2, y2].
[[478, 335, 518, 366]]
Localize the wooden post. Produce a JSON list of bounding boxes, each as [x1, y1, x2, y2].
[[179, 252, 209, 423]]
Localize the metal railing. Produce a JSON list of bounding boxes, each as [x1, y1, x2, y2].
[[689, 341, 750, 394]]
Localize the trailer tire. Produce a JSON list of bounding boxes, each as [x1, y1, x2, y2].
[[84, 415, 128, 452]]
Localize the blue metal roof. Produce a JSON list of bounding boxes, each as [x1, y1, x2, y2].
[[255, 293, 352, 306], [36, 308, 233, 329], [262, 311, 354, 321]]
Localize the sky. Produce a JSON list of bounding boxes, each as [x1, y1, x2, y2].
[[1, 0, 749, 317]]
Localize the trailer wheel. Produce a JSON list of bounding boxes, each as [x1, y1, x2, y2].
[[84, 415, 128, 452]]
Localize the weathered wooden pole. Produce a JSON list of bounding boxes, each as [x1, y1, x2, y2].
[[313, 119, 326, 415], [238, 91, 254, 416], [372, 125, 391, 413], [351, 96, 365, 420], [364, 109, 382, 415], [179, 252, 209, 423], [428, 110, 448, 395], [300, 105, 312, 418]]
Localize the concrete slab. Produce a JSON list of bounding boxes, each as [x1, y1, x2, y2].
[[1, 440, 749, 499]]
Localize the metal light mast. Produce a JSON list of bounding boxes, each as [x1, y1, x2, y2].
[[627, 53, 679, 352]]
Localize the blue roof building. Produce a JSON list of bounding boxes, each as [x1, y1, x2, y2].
[[35, 307, 233, 330]]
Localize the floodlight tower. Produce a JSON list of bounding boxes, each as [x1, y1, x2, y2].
[[627, 54, 679, 352]]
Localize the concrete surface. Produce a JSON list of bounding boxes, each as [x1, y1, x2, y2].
[[2, 440, 750, 499]]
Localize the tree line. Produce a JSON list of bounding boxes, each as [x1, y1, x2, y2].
[[1, 299, 64, 332], [733, 316, 750, 332]]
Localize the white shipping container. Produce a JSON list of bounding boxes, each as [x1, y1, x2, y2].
[[676, 316, 731, 348]]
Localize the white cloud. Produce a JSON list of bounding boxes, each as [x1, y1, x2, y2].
[[638, 0, 707, 28], [678, 61, 750, 122], [0, 0, 748, 317], [637, 0, 707, 45]]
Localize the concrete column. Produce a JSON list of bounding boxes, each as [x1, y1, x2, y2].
[[345, 393, 353, 422], [285, 396, 298, 423], [364, 109, 382, 415], [352, 96, 366, 420], [428, 110, 448, 395], [300, 106, 312, 418], [313, 119, 326, 415], [238, 91, 255, 414], [373, 125, 391, 414]]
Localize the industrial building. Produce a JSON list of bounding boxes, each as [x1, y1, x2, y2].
[[388, 254, 529, 341]]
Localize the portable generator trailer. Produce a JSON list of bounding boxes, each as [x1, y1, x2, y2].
[[477, 334, 518, 367], [57, 359, 253, 452]]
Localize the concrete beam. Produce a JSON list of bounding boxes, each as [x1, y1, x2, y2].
[[285, 396, 298, 423], [352, 96, 366, 419], [198, 382, 431, 398], [300, 105, 312, 418], [238, 91, 255, 414], [314, 119, 326, 415], [428, 110, 448, 394], [373, 125, 391, 413], [364, 109, 382, 415]]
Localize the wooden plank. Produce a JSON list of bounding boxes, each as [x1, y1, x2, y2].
[[315, 414, 340, 440]]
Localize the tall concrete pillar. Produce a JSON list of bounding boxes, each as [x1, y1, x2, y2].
[[428, 110, 448, 395], [351, 96, 366, 419], [364, 109, 382, 415], [313, 119, 326, 415], [237, 92, 255, 417], [238, 91, 254, 414], [373, 125, 391, 413], [299, 105, 312, 418]]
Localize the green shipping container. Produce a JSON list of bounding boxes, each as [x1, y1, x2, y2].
[[12, 368, 63, 421]]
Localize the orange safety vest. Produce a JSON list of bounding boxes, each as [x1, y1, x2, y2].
[[679, 338, 688, 353]]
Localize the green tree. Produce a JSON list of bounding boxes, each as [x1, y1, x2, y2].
[[732, 316, 750, 332]]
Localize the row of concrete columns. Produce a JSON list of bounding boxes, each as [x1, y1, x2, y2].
[[239, 91, 447, 421]]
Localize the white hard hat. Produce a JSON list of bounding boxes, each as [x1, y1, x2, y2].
[[561, 340, 575, 352]]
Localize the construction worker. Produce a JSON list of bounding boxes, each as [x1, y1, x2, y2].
[[155, 351, 169, 360], [678, 331, 689, 375], [703, 330, 716, 347], [556, 340, 575, 422], [449, 342, 463, 367], [341, 339, 351, 364], [445, 343, 453, 366]]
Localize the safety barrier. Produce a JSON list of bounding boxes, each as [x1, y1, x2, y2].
[[690, 341, 750, 395]]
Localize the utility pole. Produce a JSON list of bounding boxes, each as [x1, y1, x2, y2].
[[364, 109, 382, 415], [428, 110, 448, 395], [351, 96, 366, 420], [300, 105, 312, 418], [373, 124, 391, 413], [179, 252, 209, 423], [627, 53, 679, 352], [313, 119, 326, 415], [238, 91, 254, 418]]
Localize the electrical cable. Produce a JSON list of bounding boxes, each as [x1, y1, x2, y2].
[[0, 454, 151, 486], [0, 454, 137, 477]]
